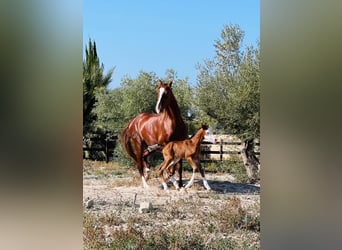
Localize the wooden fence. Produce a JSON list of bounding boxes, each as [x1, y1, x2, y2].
[[200, 135, 259, 162], [83, 133, 260, 164], [83, 134, 118, 163]]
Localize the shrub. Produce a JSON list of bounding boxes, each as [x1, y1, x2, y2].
[[214, 196, 260, 233], [83, 212, 106, 249]]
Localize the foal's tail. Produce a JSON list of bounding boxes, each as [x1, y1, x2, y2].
[[121, 125, 137, 162]]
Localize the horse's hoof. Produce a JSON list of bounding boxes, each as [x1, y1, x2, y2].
[[144, 168, 151, 180]]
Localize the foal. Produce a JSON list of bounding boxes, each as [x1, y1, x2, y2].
[[158, 124, 216, 191]]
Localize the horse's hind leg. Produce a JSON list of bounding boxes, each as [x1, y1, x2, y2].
[[142, 144, 152, 180], [158, 158, 173, 191], [142, 153, 151, 180], [133, 139, 149, 188], [139, 159, 149, 189]]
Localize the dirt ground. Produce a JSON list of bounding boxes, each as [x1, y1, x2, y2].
[[83, 160, 260, 248], [83, 167, 260, 212]]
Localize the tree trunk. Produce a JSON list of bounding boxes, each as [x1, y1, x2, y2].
[[241, 139, 260, 183]]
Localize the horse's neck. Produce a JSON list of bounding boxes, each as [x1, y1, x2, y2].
[[190, 130, 205, 146], [166, 95, 182, 118], [164, 95, 185, 127]]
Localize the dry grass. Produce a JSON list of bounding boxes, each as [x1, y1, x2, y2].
[[83, 196, 260, 249], [83, 160, 260, 249]]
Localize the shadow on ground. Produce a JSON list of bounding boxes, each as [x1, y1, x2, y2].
[[200, 180, 260, 194]]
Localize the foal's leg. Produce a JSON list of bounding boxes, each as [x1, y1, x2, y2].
[[184, 157, 197, 189], [198, 160, 211, 190], [167, 159, 180, 190], [185, 158, 211, 190], [168, 161, 183, 188], [158, 158, 173, 191], [177, 161, 183, 187]]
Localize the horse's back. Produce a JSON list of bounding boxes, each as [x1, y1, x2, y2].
[[126, 112, 158, 133]]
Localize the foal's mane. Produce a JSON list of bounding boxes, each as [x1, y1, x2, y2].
[[189, 124, 208, 140]]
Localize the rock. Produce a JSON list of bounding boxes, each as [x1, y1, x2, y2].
[[85, 199, 94, 209], [139, 201, 152, 213]]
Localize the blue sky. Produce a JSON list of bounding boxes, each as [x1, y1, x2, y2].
[[83, 0, 259, 89]]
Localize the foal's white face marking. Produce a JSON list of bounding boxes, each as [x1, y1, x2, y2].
[[204, 128, 216, 144], [155, 87, 165, 114]]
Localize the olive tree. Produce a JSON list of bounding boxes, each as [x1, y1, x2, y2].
[[196, 24, 260, 182]]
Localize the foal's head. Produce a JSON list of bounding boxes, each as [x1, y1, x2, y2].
[[201, 124, 217, 144], [155, 80, 174, 113]]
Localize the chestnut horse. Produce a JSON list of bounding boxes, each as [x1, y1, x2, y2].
[[121, 80, 187, 188], [158, 124, 216, 191]]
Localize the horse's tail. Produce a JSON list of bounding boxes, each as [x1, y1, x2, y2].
[[121, 125, 137, 161]]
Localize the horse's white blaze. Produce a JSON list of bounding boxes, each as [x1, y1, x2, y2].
[[155, 87, 165, 113]]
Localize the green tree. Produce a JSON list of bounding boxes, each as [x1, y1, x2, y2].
[[83, 38, 114, 134], [92, 87, 124, 133], [196, 24, 260, 181], [120, 71, 158, 120], [93, 70, 195, 134]]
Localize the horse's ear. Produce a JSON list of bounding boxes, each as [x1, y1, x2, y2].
[[157, 80, 162, 86], [201, 124, 208, 130], [168, 80, 173, 88]]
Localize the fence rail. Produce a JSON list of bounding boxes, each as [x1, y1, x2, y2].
[[200, 138, 260, 162], [83, 134, 260, 163]]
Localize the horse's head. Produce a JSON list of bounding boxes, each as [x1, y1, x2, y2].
[[155, 80, 173, 113], [202, 124, 217, 144]]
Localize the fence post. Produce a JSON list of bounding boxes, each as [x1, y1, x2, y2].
[[105, 138, 109, 163], [220, 139, 223, 162]]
